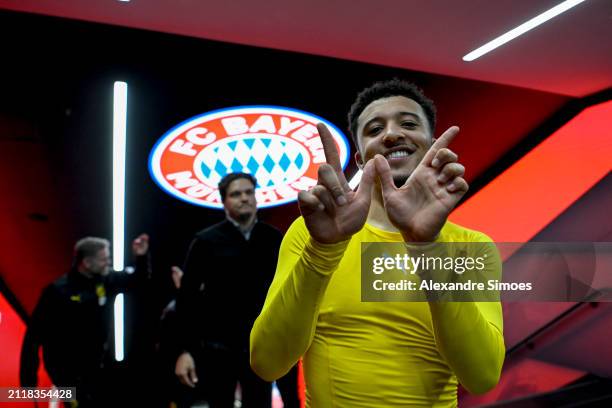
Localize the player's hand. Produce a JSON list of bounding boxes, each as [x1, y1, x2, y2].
[[374, 126, 468, 242], [131, 233, 149, 256], [298, 123, 375, 244], [175, 352, 198, 388]]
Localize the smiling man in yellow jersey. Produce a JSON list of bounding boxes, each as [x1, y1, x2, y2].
[[250, 79, 504, 407]]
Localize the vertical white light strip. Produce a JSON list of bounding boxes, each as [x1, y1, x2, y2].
[[113, 81, 127, 362], [348, 169, 363, 190], [113, 81, 127, 272], [48, 388, 59, 408], [462, 0, 587, 62], [113, 294, 125, 361]]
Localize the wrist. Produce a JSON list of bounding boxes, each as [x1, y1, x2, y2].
[[400, 231, 440, 243], [310, 235, 351, 246], [303, 237, 350, 276]]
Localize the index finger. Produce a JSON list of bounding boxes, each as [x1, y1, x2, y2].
[[317, 123, 343, 170], [317, 123, 350, 192], [421, 126, 460, 167]]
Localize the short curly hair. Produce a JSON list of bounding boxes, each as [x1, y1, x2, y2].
[[347, 79, 436, 148]]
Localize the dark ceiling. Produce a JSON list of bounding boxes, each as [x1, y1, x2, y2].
[[0, 0, 611, 96]]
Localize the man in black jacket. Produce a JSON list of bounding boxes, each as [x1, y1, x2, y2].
[[20, 234, 150, 407], [174, 172, 298, 408]]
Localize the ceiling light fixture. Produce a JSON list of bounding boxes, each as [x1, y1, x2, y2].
[[462, 0, 587, 62]]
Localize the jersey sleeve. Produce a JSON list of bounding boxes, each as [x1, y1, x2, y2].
[[250, 217, 348, 381], [428, 233, 505, 394]]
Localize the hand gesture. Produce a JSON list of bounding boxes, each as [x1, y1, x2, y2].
[[374, 126, 468, 242], [298, 123, 375, 244], [131, 233, 149, 256], [175, 351, 198, 388]]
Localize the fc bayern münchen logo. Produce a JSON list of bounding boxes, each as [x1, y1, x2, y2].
[[149, 106, 350, 209]]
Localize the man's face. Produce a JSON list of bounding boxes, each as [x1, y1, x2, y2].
[[83, 247, 111, 277], [355, 96, 432, 187], [223, 178, 257, 222]]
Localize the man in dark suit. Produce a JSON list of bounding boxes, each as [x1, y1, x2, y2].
[[174, 172, 299, 407]]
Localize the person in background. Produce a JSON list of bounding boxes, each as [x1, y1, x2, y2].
[[175, 172, 299, 407], [20, 234, 150, 407]]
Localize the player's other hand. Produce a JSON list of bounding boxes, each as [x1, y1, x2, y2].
[[374, 126, 468, 242]]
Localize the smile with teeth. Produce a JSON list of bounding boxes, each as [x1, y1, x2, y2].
[[385, 150, 412, 159]]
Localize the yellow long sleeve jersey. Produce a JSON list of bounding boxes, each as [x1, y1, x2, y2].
[[251, 218, 505, 407]]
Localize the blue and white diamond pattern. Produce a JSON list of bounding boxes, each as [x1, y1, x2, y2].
[[194, 134, 311, 188]]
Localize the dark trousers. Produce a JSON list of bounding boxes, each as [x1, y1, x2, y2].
[[56, 369, 120, 408], [192, 343, 271, 408]]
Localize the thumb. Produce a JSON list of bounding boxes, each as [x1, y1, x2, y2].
[[189, 366, 198, 383], [373, 155, 396, 194], [355, 159, 375, 199]]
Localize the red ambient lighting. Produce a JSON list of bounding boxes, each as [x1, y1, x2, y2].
[[450, 101, 612, 246]]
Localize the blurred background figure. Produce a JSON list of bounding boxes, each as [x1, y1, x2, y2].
[[174, 173, 300, 407], [19, 234, 151, 407], [156, 265, 196, 408]]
